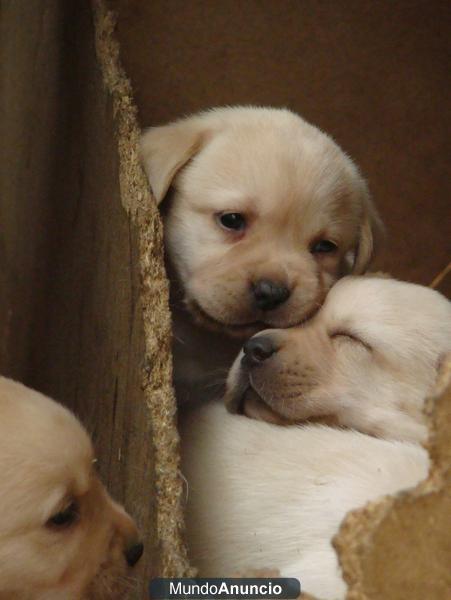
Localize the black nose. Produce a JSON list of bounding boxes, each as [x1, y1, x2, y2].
[[125, 542, 144, 567], [242, 336, 276, 367], [253, 279, 290, 311]]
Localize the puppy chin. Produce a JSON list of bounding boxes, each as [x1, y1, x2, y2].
[[185, 292, 322, 339], [259, 299, 321, 328], [185, 297, 264, 338], [82, 528, 135, 599], [224, 356, 289, 424], [225, 369, 291, 425], [84, 568, 132, 600], [242, 389, 291, 425], [225, 355, 305, 423]]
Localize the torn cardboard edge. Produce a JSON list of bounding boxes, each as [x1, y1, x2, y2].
[[335, 361, 451, 599], [91, 0, 192, 578]]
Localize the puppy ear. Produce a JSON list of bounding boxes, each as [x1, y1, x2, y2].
[[352, 200, 385, 274], [139, 116, 210, 204]]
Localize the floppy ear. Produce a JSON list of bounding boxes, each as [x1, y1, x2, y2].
[[352, 200, 385, 274], [139, 116, 210, 204]]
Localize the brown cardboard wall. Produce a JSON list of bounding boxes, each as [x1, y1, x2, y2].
[[112, 0, 451, 296], [25, 3, 160, 589], [0, 0, 64, 379], [0, 0, 189, 595], [0, 0, 154, 590], [335, 362, 451, 600]]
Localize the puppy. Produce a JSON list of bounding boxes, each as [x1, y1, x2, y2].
[[225, 276, 451, 442], [140, 106, 384, 403], [181, 277, 451, 599], [0, 377, 143, 600]]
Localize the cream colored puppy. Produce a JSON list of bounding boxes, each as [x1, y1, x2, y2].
[[140, 107, 383, 403], [181, 277, 450, 599], [0, 377, 143, 600], [225, 276, 451, 443]]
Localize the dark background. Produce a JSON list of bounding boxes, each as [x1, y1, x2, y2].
[[112, 0, 450, 294]]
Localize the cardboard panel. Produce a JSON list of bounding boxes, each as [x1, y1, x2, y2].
[[0, 1, 190, 595]]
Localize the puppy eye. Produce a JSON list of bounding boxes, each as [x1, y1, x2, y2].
[[217, 212, 246, 232], [331, 331, 371, 350], [47, 501, 79, 529], [310, 239, 337, 254]]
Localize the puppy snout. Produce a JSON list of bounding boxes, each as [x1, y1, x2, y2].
[[252, 279, 290, 311], [124, 541, 144, 567], [242, 336, 277, 367]]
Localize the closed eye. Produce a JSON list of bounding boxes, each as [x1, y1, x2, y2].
[[330, 330, 372, 351]]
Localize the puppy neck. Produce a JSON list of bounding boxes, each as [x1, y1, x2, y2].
[[166, 262, 243, 405]]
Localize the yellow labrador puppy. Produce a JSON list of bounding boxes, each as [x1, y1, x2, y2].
[[0, 377, 143, 599], [140, 107, 384, 403], [181, 277, 450, 599]]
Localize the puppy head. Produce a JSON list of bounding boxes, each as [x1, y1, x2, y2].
[[140, 107, 383, 337], [0, 378, 142, 599], [225, 276, 451, 442]]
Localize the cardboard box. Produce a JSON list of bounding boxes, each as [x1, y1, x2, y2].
[[1, 1, 449, 598]]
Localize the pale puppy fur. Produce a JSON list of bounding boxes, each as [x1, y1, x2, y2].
[[0, 377, 141, 600], [181, 277, 451, 600], [140, 106, 383, 404], [225, 276, 451, 443]]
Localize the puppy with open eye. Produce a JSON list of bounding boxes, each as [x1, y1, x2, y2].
[[0, 377, 143, 599], [181, 277, 451, 599], [140, 106, 384, 403]]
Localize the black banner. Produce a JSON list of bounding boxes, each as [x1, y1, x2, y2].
[[149, 578, 301, 599]]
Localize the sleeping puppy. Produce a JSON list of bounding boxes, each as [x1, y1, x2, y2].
[[0, 377, 143, 599], [140, 106, 383, 403], [225, 275, 451, 442], [181, 277, 451, 599]]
